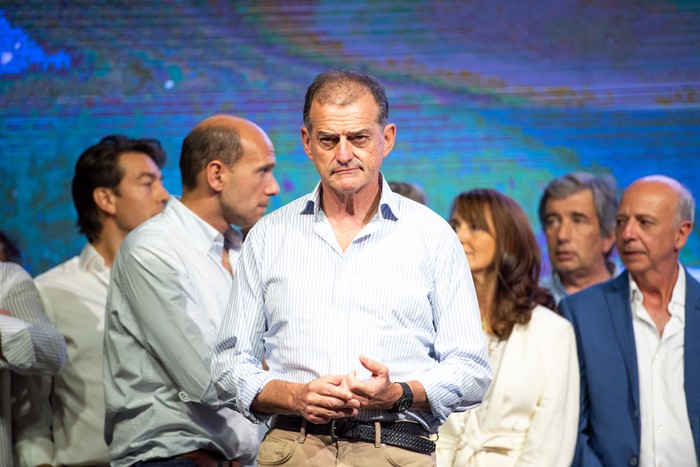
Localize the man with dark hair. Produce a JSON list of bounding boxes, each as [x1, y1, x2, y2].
[[14, 135, 169, 466], [212, 70, 490, 466], [538, 172, 618, 303], [561, 175, 699, 466], [103, 115, 279, 466]]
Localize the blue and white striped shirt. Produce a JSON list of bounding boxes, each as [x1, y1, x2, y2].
[[0, 262, 66, 467], [212, 175, 491, 432]]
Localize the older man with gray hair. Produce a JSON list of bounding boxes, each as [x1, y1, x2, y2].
[[539, 172, 618, 303], [561, 175, 699, 466]]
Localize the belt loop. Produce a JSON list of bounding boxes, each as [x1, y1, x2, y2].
[[297, 418, 307, 444], [374, 421, 382, 448]]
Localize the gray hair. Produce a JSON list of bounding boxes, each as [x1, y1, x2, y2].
[[638, 175, 695, 226], [678, 184, 696, 226], [538, 171, 618, 238]]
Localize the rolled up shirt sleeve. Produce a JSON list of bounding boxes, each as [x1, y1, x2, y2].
[[417, 235, 492, 423], [213, 227, 272, 422]]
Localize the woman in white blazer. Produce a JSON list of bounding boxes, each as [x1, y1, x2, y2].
[[437, 189, 579, 467]]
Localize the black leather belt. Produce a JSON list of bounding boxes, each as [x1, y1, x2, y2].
[[270, 414, 435, 455]]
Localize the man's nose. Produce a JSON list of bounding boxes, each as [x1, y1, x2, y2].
[[335, 138, 354, 164], [557, 219, 572, 241], [157, 182, 170, 204], [267, 175, 280, 196]]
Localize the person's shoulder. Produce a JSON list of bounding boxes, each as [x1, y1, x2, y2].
[[120, 211, 177, 254], [35, 255, 81, 285], [529, 305, 573, 332], [521, 306, 576, 350], [684, 265, 700, 288], [565, 273, 626, 305], [391, 197, 454, 239], [394, 196, 443, 221], [255, 193, 315, 229], [0, 261, 31, 281]]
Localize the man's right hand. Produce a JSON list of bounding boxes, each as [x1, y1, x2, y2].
[[292, 375, 360, 424]]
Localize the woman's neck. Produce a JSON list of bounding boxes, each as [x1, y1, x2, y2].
[[472, 269, 498, 330]]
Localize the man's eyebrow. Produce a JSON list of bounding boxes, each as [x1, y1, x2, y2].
[[570, 211, 590, 218], [347, 129, 370, 137]]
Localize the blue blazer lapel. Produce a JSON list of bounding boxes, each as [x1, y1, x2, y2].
[[684, 267, 700, 457], [605, 273, 640, 411]]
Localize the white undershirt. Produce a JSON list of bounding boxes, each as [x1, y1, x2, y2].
[[630, 266, 697, 467]]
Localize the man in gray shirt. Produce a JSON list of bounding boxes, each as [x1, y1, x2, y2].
[[103, 115, 279, 467]]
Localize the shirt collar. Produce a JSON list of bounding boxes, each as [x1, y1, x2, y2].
[[300, 172, 400, 222], [548, 272, 568, 303], [166, 197, 225, 252], [80, 242, 108, 272], [629, 263, 686, 321]]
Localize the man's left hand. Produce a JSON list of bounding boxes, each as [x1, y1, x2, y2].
[[343, 355, 402, 410]]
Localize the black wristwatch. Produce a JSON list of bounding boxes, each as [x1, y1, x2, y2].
[[391, 382, 414, 413]]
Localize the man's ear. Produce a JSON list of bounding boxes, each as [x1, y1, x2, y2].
[[602, 233, 616, 257], [206, 160, 225, 193], [301, 126, 313, 161], [93, 187, 117, 216], [382, 123, 396, 158], [674, 220, 693, 251]]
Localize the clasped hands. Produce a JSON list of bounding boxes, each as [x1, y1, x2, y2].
[[292, 354, 402, 424]]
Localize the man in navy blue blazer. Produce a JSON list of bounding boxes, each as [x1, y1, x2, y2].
[[561, 175, 699, 467]]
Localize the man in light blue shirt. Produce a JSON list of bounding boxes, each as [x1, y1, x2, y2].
[[212, 70, 491, 466], [104, 115, 279, 466]]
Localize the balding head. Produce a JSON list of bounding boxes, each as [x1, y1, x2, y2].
[[180, 114, 272, 190], [616, 174, 694, 278], [628, 175, 695, 227]]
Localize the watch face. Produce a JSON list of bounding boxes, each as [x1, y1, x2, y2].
[[396, 397, 413, 412]]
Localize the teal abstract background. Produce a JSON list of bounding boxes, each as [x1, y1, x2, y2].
[[1, 1, 699, 274]]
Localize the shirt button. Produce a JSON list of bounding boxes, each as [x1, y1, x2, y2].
[[629, 455, 638, 466], [178, 391, 191, 402]]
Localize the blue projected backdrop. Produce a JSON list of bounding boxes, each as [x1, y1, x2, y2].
[[1, 1, 699, 274]]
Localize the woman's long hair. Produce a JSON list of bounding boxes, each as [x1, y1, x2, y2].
[[450, 189, 556, 339]]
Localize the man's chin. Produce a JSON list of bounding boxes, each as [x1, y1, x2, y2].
[[552, 264, 581, 275]]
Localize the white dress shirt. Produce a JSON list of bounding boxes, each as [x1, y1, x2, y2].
[[14, 244, 111, 466], [103, 197, 258, 467], [0, 262, 66, 467], [631, 266, 697, 467], [212, 175, 492, 432]]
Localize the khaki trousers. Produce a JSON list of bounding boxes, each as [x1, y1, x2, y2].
[[257, 427, 436, 466]]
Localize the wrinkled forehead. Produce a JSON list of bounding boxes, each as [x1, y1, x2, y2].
[[310, 86, 381, 123]]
